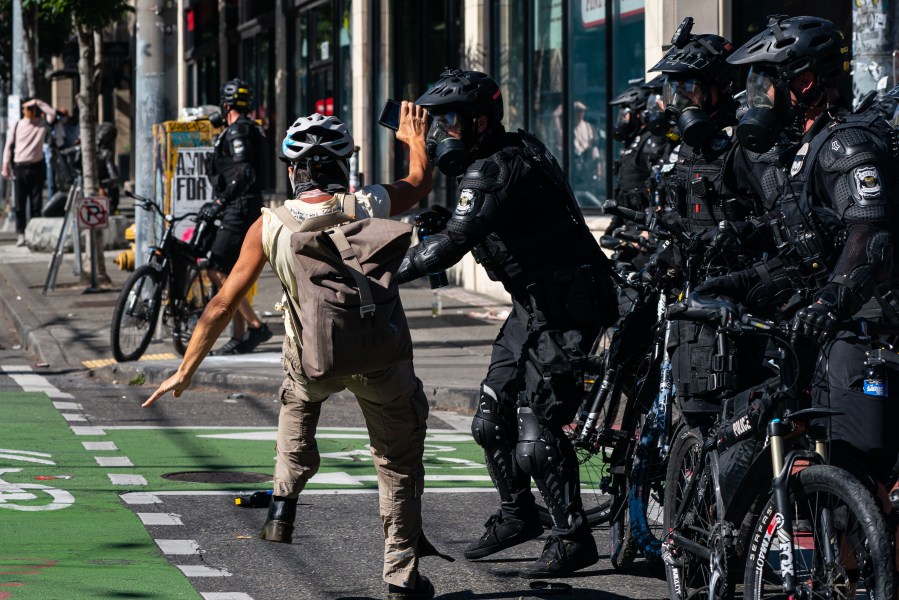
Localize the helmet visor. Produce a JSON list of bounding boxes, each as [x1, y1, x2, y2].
[[645, 92, 664, 112], [663, 78, 705, 111], [615, 108, 633, 129], [746, 67, 778, 109], [427, 116, 459, 146]]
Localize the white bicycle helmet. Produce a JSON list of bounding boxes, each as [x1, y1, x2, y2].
[[281, 113, 354, 163]]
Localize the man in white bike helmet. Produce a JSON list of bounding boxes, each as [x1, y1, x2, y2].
[[145, 103, 441, 599]]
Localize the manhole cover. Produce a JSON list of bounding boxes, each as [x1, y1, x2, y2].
[[162, 471, 271, 483]]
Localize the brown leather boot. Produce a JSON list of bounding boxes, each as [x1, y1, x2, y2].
[[260, 496, 296, 543]]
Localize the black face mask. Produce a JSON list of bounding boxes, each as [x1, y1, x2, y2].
[[613, 109, 639, 142], [427, 137, 470, 177], [736, 107, 781, 153], [646, 109, 672, 136], [674, 106, 717, 148]]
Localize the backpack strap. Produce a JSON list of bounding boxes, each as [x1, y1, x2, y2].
[[273, 201, 374, 318], [328, 226, 376, 318]]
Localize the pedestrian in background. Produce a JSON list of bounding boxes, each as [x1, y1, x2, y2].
[[1, 98, 56, 247]]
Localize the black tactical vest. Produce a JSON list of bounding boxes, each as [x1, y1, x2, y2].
[[670, 126, 754, 234]]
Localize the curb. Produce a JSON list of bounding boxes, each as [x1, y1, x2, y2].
[[88, 361, 480, 414], [0, 266, 71, 369]]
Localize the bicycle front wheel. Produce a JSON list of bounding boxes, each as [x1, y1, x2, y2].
[[111, 265, 163, 362], [743, 464, 893, 600]]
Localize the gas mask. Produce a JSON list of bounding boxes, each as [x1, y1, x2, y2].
[[613, 108, 640, 141], [737, 67, 806, 153], [663, 77, 716, 147], [645, 92, 671, 136], [426, 111, 473, 177]]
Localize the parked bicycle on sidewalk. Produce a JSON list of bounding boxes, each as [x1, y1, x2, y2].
[[110, 190, 217, 362]]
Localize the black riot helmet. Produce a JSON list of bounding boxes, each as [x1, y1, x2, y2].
[[727, 15, 849, 152], [415, 68, 504, 176], [641, 75, 672, 136], [649, 17, 738, 148], [610, 81, 650, 142], [220, 78, 254, 114]]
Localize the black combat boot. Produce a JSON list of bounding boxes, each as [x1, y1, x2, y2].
[[259, 496, 297, 544], [518, 530, 599, 578], [464, 510, 544, 559], [386, 574, 435, 599]]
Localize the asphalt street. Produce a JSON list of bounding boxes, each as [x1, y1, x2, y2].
[[0, 306, 667, 599]]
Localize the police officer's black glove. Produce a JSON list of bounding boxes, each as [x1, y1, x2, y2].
[[415, 205, 453, 238], [702, 220, 756, 256], [790, 300, 839, 345], [692, 269, 754, 302], [198, 200, 223, 224]]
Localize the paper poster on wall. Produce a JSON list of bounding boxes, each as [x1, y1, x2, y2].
[[171, 147, 214, 240], [581, 0, 644, 28]]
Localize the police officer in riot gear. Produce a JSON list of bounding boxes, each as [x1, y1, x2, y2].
[[397, 68, 618, 578], [204, 78, 272, 355], [707, 16, 899, 484], [607, 80, 674, 236]]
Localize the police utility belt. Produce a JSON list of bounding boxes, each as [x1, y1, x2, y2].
[[514, 265, 603, 327]]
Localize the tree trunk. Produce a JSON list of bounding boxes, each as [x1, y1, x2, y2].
[[74, 20, 108, 282], [21, 2, 37, 98]]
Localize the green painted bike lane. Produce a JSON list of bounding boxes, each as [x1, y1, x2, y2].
[[0, 392, 200, 600]]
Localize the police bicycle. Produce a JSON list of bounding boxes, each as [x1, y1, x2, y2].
[[662, 301, 895, 600], [110, 191, 217, 362]]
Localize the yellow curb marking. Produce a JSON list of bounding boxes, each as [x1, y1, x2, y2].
[[82, 353, 178, 369]]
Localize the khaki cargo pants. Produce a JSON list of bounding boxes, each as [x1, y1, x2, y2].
[[275, 335, 429, 587]]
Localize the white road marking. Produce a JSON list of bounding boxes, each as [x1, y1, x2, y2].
[[1, 366, 74, 398], [83, 441, 118, 451], [120, 492, 161, 504], [61, 413, 87, 422], [0, 453, 55, 465], [156, 539, 201, 554], [70, 426, 105, 436], [197, 431, 471, 443], [137, 512, 183, 526], [177, 565, 232, 577], [53, 401, 82, 410], [108, 474, 148, 486], [95, 456, 134, 467], [201, 594, 254, 600]]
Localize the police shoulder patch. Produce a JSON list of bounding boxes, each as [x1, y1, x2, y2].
[[455, 188, 477, 215], [231, 138, 246, 156], [853, 166, 882, 198], [790, 142, 809, 177]]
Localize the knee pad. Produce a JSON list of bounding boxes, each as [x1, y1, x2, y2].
[[515, 407, 562, 477], [471, 385, 513, 451]]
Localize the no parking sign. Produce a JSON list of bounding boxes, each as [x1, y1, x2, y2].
[[77, 197, 110, 230]]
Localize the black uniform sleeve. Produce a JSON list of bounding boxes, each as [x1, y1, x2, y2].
[[396, 157, 507, 284], [813, 128, 894, 317]]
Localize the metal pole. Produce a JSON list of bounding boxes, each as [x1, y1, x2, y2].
[[12, 0, 26, 99], [134, 0, 166, 268]]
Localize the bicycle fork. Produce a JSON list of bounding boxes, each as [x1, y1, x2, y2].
[[768, 419, 830, 597]]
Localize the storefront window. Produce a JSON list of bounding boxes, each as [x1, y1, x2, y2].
[[492, 1, 525, 132], [533, 0, 564, 159], [373, 0, 461, 209], [568, 1, 608, 207]]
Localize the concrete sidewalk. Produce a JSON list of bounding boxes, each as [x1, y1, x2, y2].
[[0, 231, 509, 413]]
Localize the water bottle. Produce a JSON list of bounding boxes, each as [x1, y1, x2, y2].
[[431, 290, 443, 318], [862, 365, 888, 397], [234, 490, 272, 508]]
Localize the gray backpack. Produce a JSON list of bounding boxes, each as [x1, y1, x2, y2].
[[272, 194, 414, 380]]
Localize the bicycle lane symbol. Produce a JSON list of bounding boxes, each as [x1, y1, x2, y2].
[[0, 467, 75, 512]]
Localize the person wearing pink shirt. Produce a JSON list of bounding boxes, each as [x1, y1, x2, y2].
[[2, 98, 56, 246]]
